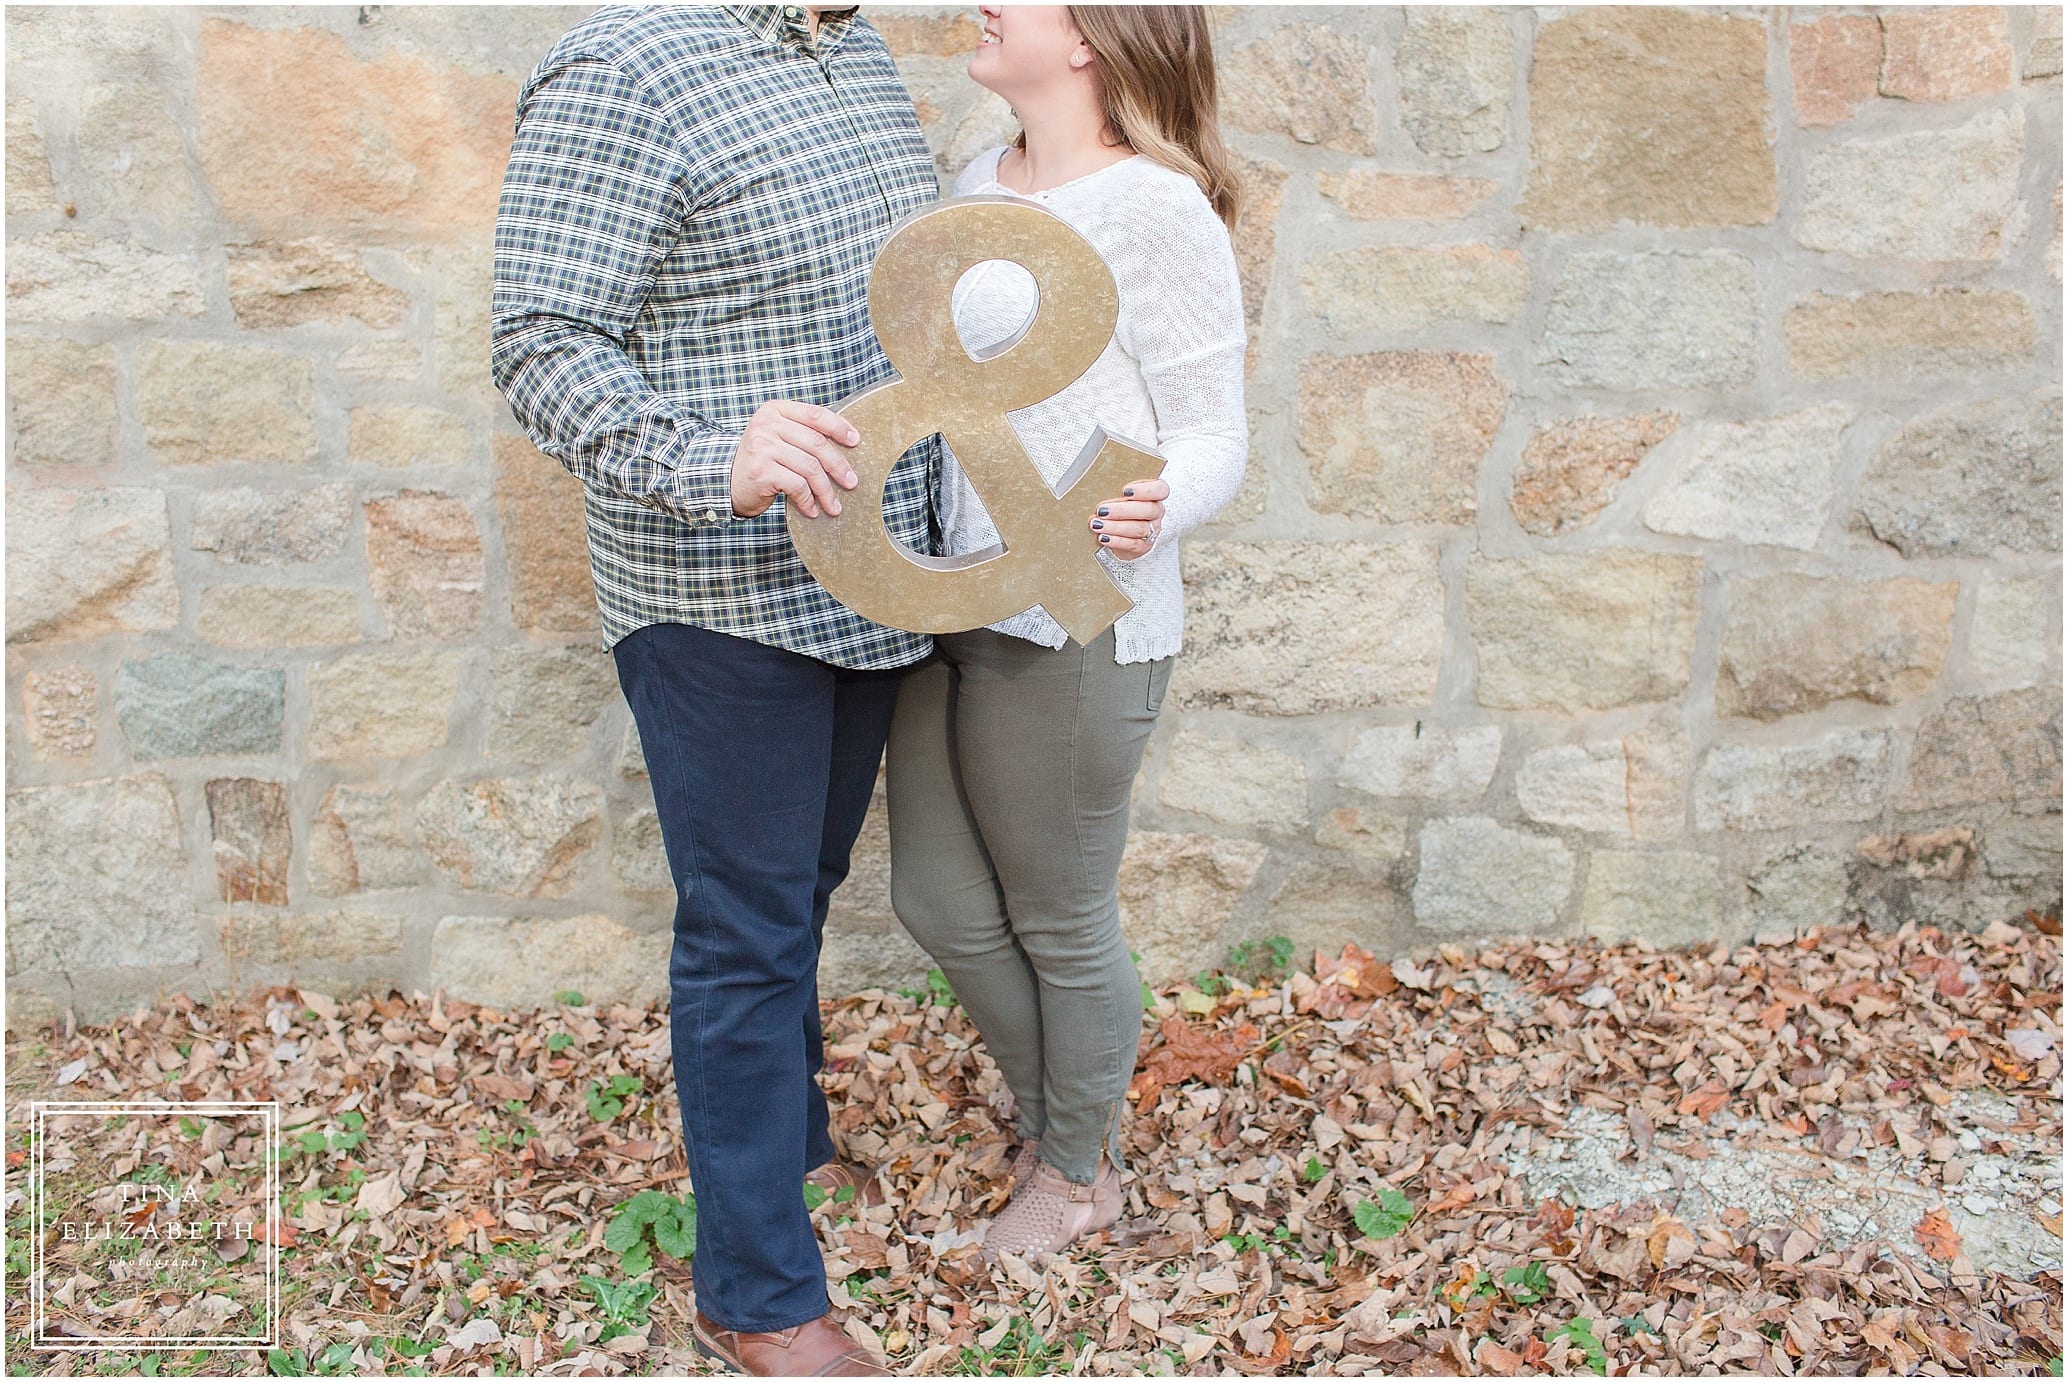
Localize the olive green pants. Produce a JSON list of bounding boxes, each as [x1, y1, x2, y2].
[[885, 627, 1172, 1185]]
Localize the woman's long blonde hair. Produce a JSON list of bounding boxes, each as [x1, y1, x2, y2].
[[1011, 6, 1244, 230]]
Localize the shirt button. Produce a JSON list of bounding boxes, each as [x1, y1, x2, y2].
[[704, 509, 719, 522]]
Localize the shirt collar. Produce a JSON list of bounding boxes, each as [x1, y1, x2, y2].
[[726, 4, 857, 56]]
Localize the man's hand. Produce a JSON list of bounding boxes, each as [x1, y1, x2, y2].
[[1088, 477, 1169, 560], [730, 400, 862, 520]]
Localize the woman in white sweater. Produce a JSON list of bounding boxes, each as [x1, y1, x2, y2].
[[885, 4, 1248, 1258]]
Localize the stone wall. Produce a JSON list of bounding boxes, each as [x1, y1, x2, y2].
[[5, 5, 2061, 1030]]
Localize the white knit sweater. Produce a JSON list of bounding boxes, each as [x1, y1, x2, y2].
[[938, 147, 1248, 664]]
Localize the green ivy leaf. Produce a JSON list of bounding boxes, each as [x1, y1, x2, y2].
[[1351, 1187, 1414, 1241]]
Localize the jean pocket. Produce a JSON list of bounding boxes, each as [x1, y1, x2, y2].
[[1147, 657, 1173, 714]]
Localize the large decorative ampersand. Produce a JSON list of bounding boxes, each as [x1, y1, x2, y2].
[[787, 196, 1163, 642]]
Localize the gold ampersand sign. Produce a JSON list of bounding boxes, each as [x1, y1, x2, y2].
[[787, 196, 1163, 642]]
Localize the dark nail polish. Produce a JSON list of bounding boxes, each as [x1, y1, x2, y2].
[[1123, 487, 1135, 497], [1092, 520, 1105, 529], [1099, 534, 1111, 544]]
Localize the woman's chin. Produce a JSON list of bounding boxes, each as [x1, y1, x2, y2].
[[965, 49, 1014, 96]]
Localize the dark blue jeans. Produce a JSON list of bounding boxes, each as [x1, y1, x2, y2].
[[611, 619, 907, 1333]]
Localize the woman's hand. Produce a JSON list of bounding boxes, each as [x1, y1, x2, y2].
[[1088, 477, 1169, 560]]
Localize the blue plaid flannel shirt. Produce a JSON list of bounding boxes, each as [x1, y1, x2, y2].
[[490, 4, 939, 668]]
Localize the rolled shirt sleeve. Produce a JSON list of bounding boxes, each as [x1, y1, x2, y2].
[[490, 56, 739, 528]]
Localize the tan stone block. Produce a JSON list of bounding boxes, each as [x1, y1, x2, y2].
[[1160, 732, 1310, 833], [1853, 390, 2061, 558], [1747, 844, 1849, 933], [486, 645, 617, 764], [1967, 576, 2053, 683], [1510, 411, 1680, 537], [1538, 251, 1759, 389], [1716, 574, 1958, 721], [1798, 107, 2024, 262], [1516, 742, 1633, 835], [227, 239, 409, 329], [364, 491, 485, 640], [1396, 9, 1511, 155], [190, 485, 354, 565], [196, 586, 362, 648], [1791, 13, 1883, 126], [1521, 8, 1775, 231], [611, 806, 672, 896], [75, 78, 199, 227], [428, 914, 665, 1010], [205, 777, 290, 906], [1317, 170, 1498, 222], [350, 406, 469, 469], [1298, 351, 1506, 525], [7, 488, 178, 643], [867, 11, 981, 57], [1785, 288, 2035, 378], [1229, 151, 1287, 362], [335, 339, 425, 383], [138, 341, 318, 465], [308, 785, 418, 895], [6, 96, 57, 215], [1299, 245, 1529, 336], [6, 230, 205, 323], [2030, 6, 2064, 80], [819, 914, 935, 998], [1621, 712, 1691, 842], [7, 774, 198, 973], [417, 775, 602, 898], [1173, 541, 1445, 716], [1880, 7, 2014, 102], [493, 434, 600, 633], [22, 666, 96, 760], [1118, 831, 1269, 983], [7, 338, 118, 468], [1221, 25, 1377, 155], [1580, 850, 1723, 948], [1314, 805, 1412, 863], [4, 986, 61, 1036], [1693, 729, 1891, 831], [1413, 817, 1573, 936], [1339, 724, 1502, 804], [305, 651, 461, 760], [1896, 688, 2061, 810], [1467, 552, 1702, 711], [218, 910, 404, 964], [433, 245, 497, 408], [1639, 404, 1852, 552], [1264, 861, 1409, 959], [195, 19, 515, 242]]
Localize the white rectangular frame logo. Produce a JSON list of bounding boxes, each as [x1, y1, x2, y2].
[[28, 1100, 281, 1351]]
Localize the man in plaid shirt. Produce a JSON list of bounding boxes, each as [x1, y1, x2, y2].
[[491, 6, 936, 1374]]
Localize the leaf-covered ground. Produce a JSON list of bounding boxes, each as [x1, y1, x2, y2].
[[5, 917, 2061, 1376]]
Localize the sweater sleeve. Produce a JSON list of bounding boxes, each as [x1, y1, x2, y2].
[[1106, 173, 1249, 548]]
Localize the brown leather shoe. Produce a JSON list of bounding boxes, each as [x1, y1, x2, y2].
[[806, 1157, 886, 1209], [693, 1309, 888, 1376]]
